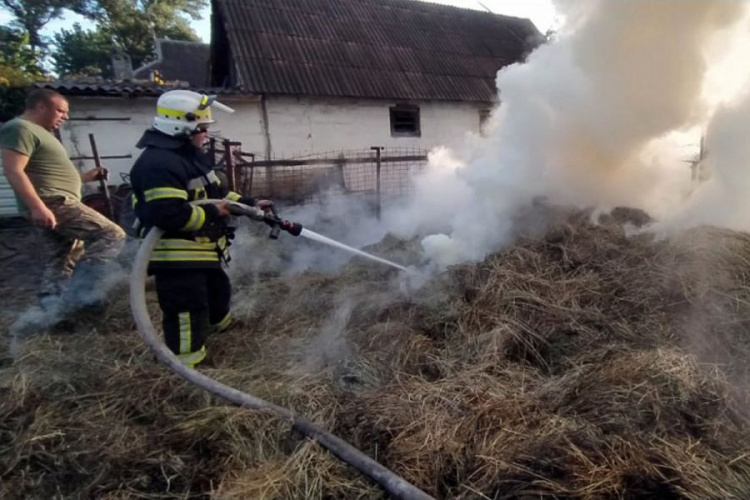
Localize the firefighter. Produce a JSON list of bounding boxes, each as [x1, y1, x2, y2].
[[129, 90, 271, 367]]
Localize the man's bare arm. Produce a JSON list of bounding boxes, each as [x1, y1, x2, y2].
[[2, 148, 56, 228]]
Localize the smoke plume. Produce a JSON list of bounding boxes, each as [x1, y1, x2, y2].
[[407, 0, 750, 267], [229, 1, 750, 277], [8, 262, 128, 358]]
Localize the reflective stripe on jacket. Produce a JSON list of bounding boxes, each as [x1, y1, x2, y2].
[[129, 130, 248, 270]]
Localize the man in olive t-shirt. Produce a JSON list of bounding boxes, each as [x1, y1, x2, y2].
[[1, 115, 82, 201], [0, 89, 126, 309]]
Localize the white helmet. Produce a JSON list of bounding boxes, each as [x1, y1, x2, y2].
[[153, 90, 235, 136]]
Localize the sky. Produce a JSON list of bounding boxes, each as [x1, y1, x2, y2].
[[0, 0, 558, 43]]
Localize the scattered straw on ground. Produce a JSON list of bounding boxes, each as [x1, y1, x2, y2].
[[3, 206, 750, 499]]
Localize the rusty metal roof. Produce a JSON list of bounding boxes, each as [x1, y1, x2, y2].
[[213, 0, 543, 102], [133, 39, 211, 86]]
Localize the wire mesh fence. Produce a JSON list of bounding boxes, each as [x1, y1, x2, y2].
[[212, 146, 430, 206]]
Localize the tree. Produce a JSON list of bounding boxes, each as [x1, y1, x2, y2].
[[0, 0, 87, 48], [52, 23, 113, 77], [0, 26, 47, 121], [1, 0, 208, 80], [0, 26, 44, 77], [0, 0, 92, 82], [73, 0, 206, 72]]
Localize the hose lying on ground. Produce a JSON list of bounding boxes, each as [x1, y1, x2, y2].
[[129, 200, 435, 500]]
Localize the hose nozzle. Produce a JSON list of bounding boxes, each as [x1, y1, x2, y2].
[[266, 207, 302, 238], [276, 219, 302, 237], [227, 201, 302, 238]]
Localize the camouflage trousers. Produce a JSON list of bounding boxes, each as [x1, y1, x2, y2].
[[37, 195, 126, 297]]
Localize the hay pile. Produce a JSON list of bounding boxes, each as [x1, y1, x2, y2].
[[3, 208, 750, 499]]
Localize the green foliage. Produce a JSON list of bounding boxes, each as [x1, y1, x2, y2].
[[0, 0, 207, 80], [0, 85, 29, 122], [52, 23, 113, 78], [66, 0, 206, 75], [0, 0, 87, 47], [0, 26, 44, 80], [0, 26, 47, 121]]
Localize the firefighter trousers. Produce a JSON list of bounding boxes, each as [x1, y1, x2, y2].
[[153, 268, 232, 366]]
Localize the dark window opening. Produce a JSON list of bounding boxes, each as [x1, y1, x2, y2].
[[479, 108, 492, 136], [390, 105, 421, 137]]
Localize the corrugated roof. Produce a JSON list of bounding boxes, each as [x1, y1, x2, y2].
[[213, 0, 543, 102], [133, 40, 211, 86], [35, 81, 254, 98]]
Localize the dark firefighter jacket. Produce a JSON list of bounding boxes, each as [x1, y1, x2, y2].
[[130, 129, 253, 270]]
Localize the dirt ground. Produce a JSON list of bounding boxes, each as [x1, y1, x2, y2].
[[0, 224, 43, 359]]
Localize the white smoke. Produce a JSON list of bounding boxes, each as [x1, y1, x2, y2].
[[404, 0, 750, 267], [8, 262, 128, 358], [657, 88, 750, 232], [227, 192, 398, 277], [293, 295, 354, 374], [228, 1, 750, 276]]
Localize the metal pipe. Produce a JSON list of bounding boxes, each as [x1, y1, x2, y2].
[[129, 201, 434, 500]]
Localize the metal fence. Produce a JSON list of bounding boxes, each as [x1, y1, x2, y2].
[[209, 140, 429, 214]]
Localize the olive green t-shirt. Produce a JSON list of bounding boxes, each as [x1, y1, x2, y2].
[[0, 118, 82, 202]]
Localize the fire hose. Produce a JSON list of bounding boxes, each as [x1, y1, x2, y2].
[[129, 200, 434, 500]]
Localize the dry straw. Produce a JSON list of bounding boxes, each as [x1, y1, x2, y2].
[[3, 206, 750, 499]]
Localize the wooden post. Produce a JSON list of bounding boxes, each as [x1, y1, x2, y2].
[[223, 139, 236, 191], [371, 146, 383, 220], [247, 153, 256, 195], [88, 133, 115, 220], [209, 137, 217, 167]]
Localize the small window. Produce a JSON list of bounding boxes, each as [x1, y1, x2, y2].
[[390, 105, 421, 137], [479, 109, 492, 136]]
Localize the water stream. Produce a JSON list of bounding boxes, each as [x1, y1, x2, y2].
[[299, 228, 410, 272]]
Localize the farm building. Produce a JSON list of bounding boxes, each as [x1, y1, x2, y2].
[[30, 0, 542, 184]]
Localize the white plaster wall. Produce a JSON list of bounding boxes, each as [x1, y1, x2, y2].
[[207, 98, 266, 152], [58, 95, 488, 184], [60, 96, 264, 186], [61, 97, 156, 188], [259, 96, 486, 158]]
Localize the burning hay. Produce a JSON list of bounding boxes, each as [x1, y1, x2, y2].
[[3, 208, 750, 499]]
